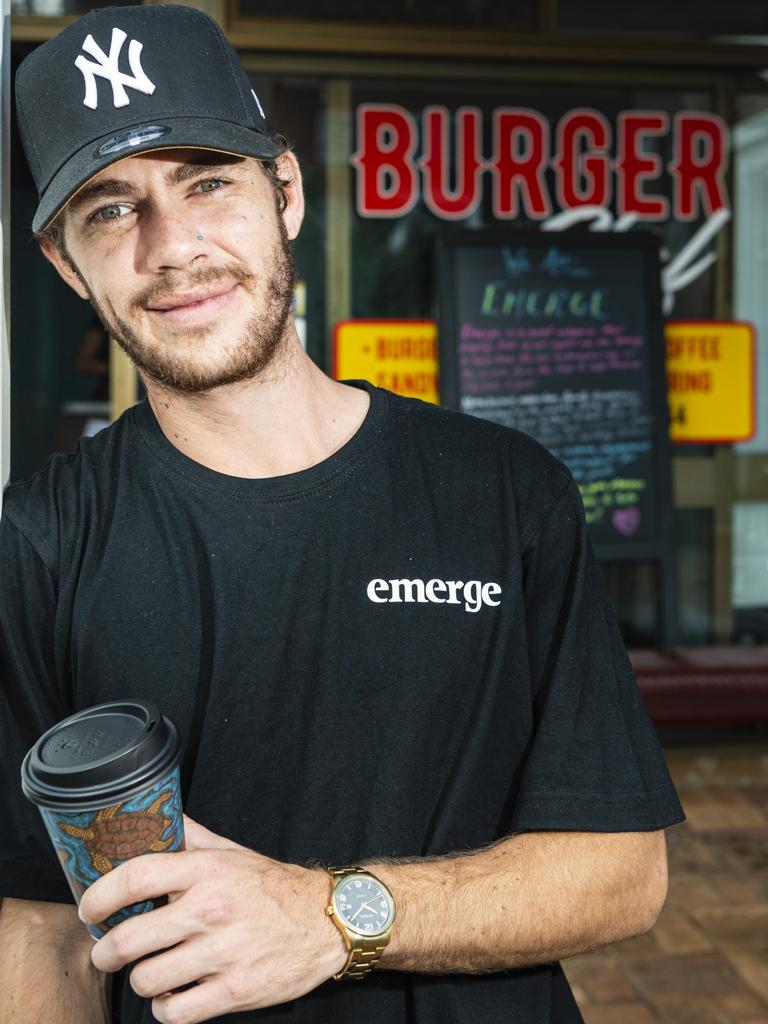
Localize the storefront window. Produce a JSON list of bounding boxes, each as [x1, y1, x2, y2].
[[8, 10, 766, 655], [732, 502, 768, 644], [252, 74, 327, 369], [234, 0, 539, 30], [350, 80, 717, 323], [11, 0, 123, 13], [558, 0, 768, 39], [10, 44, 102, 479]]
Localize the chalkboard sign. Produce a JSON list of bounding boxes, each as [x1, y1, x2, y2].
[[436, 231, 677, 641]]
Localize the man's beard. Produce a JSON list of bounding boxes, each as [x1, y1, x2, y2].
[[85, 217, 296, 395]]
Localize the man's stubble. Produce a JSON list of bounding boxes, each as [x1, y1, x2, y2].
[[64, 208, 296, 396]]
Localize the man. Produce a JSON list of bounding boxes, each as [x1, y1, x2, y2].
[[0, 6, 683, 1024]]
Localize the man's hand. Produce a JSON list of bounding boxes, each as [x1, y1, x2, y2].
[[78, 815, 346, 1024]]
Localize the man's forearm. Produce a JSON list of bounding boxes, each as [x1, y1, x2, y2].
[[366, 830, 667, 974], [0, 898, 110, 1024]]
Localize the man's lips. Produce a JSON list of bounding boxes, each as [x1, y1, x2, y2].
[[145, 283, 241, 325], [147, 282, 239, 312]]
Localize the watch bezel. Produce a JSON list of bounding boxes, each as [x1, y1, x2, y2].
[[332, 871, 396, 937]]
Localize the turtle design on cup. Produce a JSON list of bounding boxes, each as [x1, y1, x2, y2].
[[59, 790, 175, 874]]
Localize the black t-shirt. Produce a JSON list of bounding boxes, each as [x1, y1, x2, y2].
[[0, 380, 683, 1024]]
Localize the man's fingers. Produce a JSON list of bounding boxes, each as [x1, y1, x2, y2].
[[152, 978, 238, 1024], [79, 851, 200, 924], [128, 937, 212, 998], [182, 814, 242, 852], [91, 899, 196, 973]]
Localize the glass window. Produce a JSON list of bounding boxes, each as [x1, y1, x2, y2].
[[601, 562, 658, 648], [600, 510, 714, 646], [10, 45, 105, 480], [235, 0, 538, 30], [251, 75, 327, 370], [732, 502, 768, 644], [350, 80, 716, 325], [675, 508, 716, 645], [558, 0, 768, 39], [11, 0, 124, 13]]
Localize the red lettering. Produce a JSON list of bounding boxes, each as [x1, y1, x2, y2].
[[616, 112, 669, 220], [420, 106, 484, 220], [490, 109, 551, 219], [553, 109, 612, 209], [667, 370, 712, 393], [352, 104, 419, 217], [353, 103, 732, 226], [667, 331, 723, 362], [670, 113, 729, 220]]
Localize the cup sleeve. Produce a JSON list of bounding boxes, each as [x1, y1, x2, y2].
[[0, 511, 75, 903], [509, 477, 685, 834]]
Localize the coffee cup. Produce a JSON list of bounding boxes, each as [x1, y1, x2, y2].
[[21, 698, 184, 939]]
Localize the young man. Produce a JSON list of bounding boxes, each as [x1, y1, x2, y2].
[[1, 6, 683, 1024]]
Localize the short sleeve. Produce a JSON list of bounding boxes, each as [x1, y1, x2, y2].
[[0, 509, 74, 902], [510, 477, 685, 833]]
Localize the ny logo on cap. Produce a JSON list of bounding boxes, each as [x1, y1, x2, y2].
[[75, 28, 156, 110]]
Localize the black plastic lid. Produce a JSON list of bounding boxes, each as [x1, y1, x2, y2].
[[21, 699, 181, 810]]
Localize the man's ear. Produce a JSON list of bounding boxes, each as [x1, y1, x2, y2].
[[39, 233, 90, 300], [277, 150, 305, 241]]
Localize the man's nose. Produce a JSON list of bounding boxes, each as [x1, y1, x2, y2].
[[138, 206, 207, 272]]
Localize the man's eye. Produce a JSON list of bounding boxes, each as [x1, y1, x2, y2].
[[199, 178, 224, 193], [91, 203, 131, 223]]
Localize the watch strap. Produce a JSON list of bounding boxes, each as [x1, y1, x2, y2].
[[333, 933, 389, 981], [329, 865, 364, 877]]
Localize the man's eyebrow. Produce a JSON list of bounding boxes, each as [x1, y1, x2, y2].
[[166, 157, 246, 186], [67, 156, 248, 216], [69, 179, 138, 213]]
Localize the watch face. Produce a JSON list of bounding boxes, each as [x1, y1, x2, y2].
[[333, 874, 395, 936]]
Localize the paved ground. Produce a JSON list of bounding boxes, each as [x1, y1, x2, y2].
[[564, 738, 768, 1024]]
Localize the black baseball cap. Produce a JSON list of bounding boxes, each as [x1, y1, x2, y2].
[[16, 4, 280, 234]]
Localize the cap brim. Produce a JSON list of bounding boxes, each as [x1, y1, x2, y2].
[[32, 116, 280, 234]]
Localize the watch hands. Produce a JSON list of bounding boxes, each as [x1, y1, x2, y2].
[[349, 900, 377, 922]]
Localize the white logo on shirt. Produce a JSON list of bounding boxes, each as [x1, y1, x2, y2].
[[366, 577, 502, 614], [75, 28, 156, 110]]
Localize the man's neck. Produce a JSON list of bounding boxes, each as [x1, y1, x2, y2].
[[142, 332, 371, 479]]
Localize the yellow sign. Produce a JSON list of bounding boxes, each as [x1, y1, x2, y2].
[[665, 321, 756, 443], [333, 320, 439, 403]]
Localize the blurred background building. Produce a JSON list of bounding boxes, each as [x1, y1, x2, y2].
[[5, 1, 768, 708]]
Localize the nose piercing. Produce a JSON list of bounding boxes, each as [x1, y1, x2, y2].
[[197, 233, 204, 240]]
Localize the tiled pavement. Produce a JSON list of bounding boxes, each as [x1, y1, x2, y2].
[[563, 739, 768, 1024]]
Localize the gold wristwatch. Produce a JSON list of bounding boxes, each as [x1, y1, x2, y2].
[[326, 866, 396, 980]]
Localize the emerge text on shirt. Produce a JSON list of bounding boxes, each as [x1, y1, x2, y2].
[[366, 577, 502, 613]]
